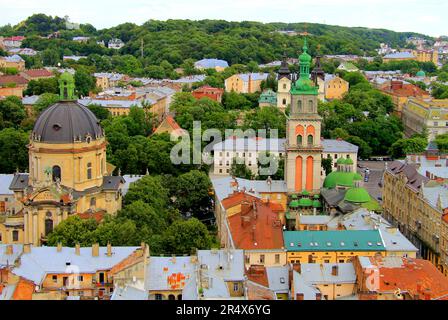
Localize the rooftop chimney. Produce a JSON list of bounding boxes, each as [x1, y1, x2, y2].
[[293, 263, 302, 274], [75, 244, 80, 256], [107, 242, 112, 257], [92, 243, 99, 257], [57, 242, 62, 252], [331, 265, 339, 276], [23, 244, 31, 254], [5, 245, 13, 255]]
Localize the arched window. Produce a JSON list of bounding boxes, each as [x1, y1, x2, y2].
[[168, 294, 176, 300], [308, 100, 313, 112], [283, 83, 287, 89], [283, 98, 287, 105], [87, 163, 92, 180], [297, 135, 303, 146], [177, 294, 182, 300], [308, 135, 314, 146], [297, 100, 302, 113], [90, 197, 96, 208], [12, 230, 19, 242], [52, 166, 61, 182], [45, 214, 53, 236]]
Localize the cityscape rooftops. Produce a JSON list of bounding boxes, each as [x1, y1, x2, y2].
[[11, 246, 139, 285], [0, 244, 23, 267], [384, 52, 415, 59], [145, 256, 195, 291]]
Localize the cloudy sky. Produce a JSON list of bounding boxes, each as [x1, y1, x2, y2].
[[0, 0, 446, 37]]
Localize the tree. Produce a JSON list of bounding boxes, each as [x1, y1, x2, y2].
[[0, 96, 26, 128], [321, 157, 333, 175], [124, 175, 170, 211], [173, 170, 212, 218], [118, 200, 168, 233], [34, 93, 60, 114], [435, 134, 448, 153], [24, 77, 59, 96], [87, 104, 111, 121], [47, 216, 98, 246], [230, 158, 255, 180], [346, 136, 373, 160], [389, 137, 427, 159], [242, 106, 286, 137], [74, 67, 96, 97], [161, 218, 215, 255], [0, 128, 29, 172]]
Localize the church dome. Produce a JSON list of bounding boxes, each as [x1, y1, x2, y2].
[[323, 171, 363, 189], [344, 187, 371, 203], [416, 70, 426, 77], [32, 101, 103, 143]]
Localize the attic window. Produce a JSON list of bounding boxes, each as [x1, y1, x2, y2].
[[290, 242, 294, 247], [52, 123, 62, 131], [368, 242, 373, 246], [340, 242, 345, 246], [327, 242, 332, 246], [354, 242, 359, 247], [377, 242, 383, 246], [280, 277, 285, 284], [66, 261, 71, 266]]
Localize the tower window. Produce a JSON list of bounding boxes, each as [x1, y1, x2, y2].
[[90, 197, 96, 208], [297, 100, 302, 112], [283, 98, 286, 105], [308, 100, 313, 112], [308, 135, 314, 146], [87, 163, 92, 180], [45, 217, 53, 236], [297, 135, 303, 146], [283, 84, 287, 89], [52, 166, 61, 182]]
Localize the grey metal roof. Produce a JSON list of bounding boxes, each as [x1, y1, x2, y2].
[[0, 244, 23, 267], [213, 138, 358, 154], [122, 175, 144, 196], [321, 188, 346, 206], [298, 215, 333, 225], [299, 263, 356, 284], [266, 266, 289, 293], [111, 285, 147, 300], [9, 173, 29, 191], [292, 271, 320, 300], [237, 73, 269, 82], [32, 101, 103, 143], [78, 98, 150, 109], [0, 174, 14, 195], [195, 59, 229, 69], [22, 95, 40, 105], [196, 249, 245, 299], [102, 176, 125, 191], [211, 176, 287, 203], [384, 52, 415, 59], [12, 246, 139, 284], [145, 256, 195, 291], [321, 139, 358, 153]]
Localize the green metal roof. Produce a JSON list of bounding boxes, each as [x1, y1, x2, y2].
[[298, 198, 313, 207], [323, 171, 363, 189], [289, 200, 300, 208], [344, 187, 371, 204], [416, 70, 426, 77], [312, 200, 322, 208], [258, 89, 277, 104], [283, 230, 385, 252], [301, 190, 310, 196]]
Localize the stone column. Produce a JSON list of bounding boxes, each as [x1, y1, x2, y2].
[[32, 211, 38, 246], [23, 210, 28, 244]]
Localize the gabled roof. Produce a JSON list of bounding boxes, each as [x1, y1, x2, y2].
[[22, 69, 53, 78], [0, 75, 28, 85]]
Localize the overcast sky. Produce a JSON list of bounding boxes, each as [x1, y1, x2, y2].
[[0, 0, 446, 37]]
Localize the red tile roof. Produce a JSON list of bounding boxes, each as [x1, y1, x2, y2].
[[77, 211, 106, 223], [246, 265, 269, 287], [366, 256, 448, 300], [12, 278, 34, 300], [226, 193, 284, 250], [193, 86, 224, 93], [268, 202, 285, 213], [222, 192, 259, 210], [110, 248, 144, 275], [165, 115, 182, 131], [22, 69, 53, 78], [246, 280, 275, 300], [0, 75, 29, 85], [4, 36, 25, 42], [381, 82, 429, 98]]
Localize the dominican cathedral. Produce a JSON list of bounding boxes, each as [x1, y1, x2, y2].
[[0, 72, 124, 246]]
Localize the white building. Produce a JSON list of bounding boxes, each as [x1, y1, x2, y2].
[[212, 137, 358, 176], [108, 38, 125, 50]]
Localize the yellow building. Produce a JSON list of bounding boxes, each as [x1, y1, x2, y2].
[[0, 55, 25, 71], [291, 264, 357, 300], [324, 75, 349, 100], [0, 72, 124, 246], [284, 230, 386, 264], [383, 161, 446, 272], [224, 73, 269, 94], [412, 49, 439, 65], [402, 98, 448, 141]]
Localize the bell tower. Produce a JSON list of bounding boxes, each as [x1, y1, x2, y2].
[[277, 54, 291, 110], [285, 37, 323, 194]]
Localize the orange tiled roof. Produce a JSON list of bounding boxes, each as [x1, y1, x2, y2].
[[268, 202, 285, 213], [369, 256, 448, 300], [77, 211, 106, 223], [165, 115, 182, 131], [221, 192, 259, 210], [442, 214, 448, 224], [193, 86, 224, 93], [246, 265, 269, 287], [0, 75, 28, 85], [109, 248, 143, 275], [22, 69, 53, 78], [227, 193, 284, 250], [381, 83, 429, 98], [12, 278, 34, 300], [246, 280, 275, 300]]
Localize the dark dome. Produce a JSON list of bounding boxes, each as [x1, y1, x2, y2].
[[32, 101, 103, 143]]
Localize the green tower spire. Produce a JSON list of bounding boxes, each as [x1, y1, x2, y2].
[[291, 36, 318, 96], [58, 71, 77, 100]]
